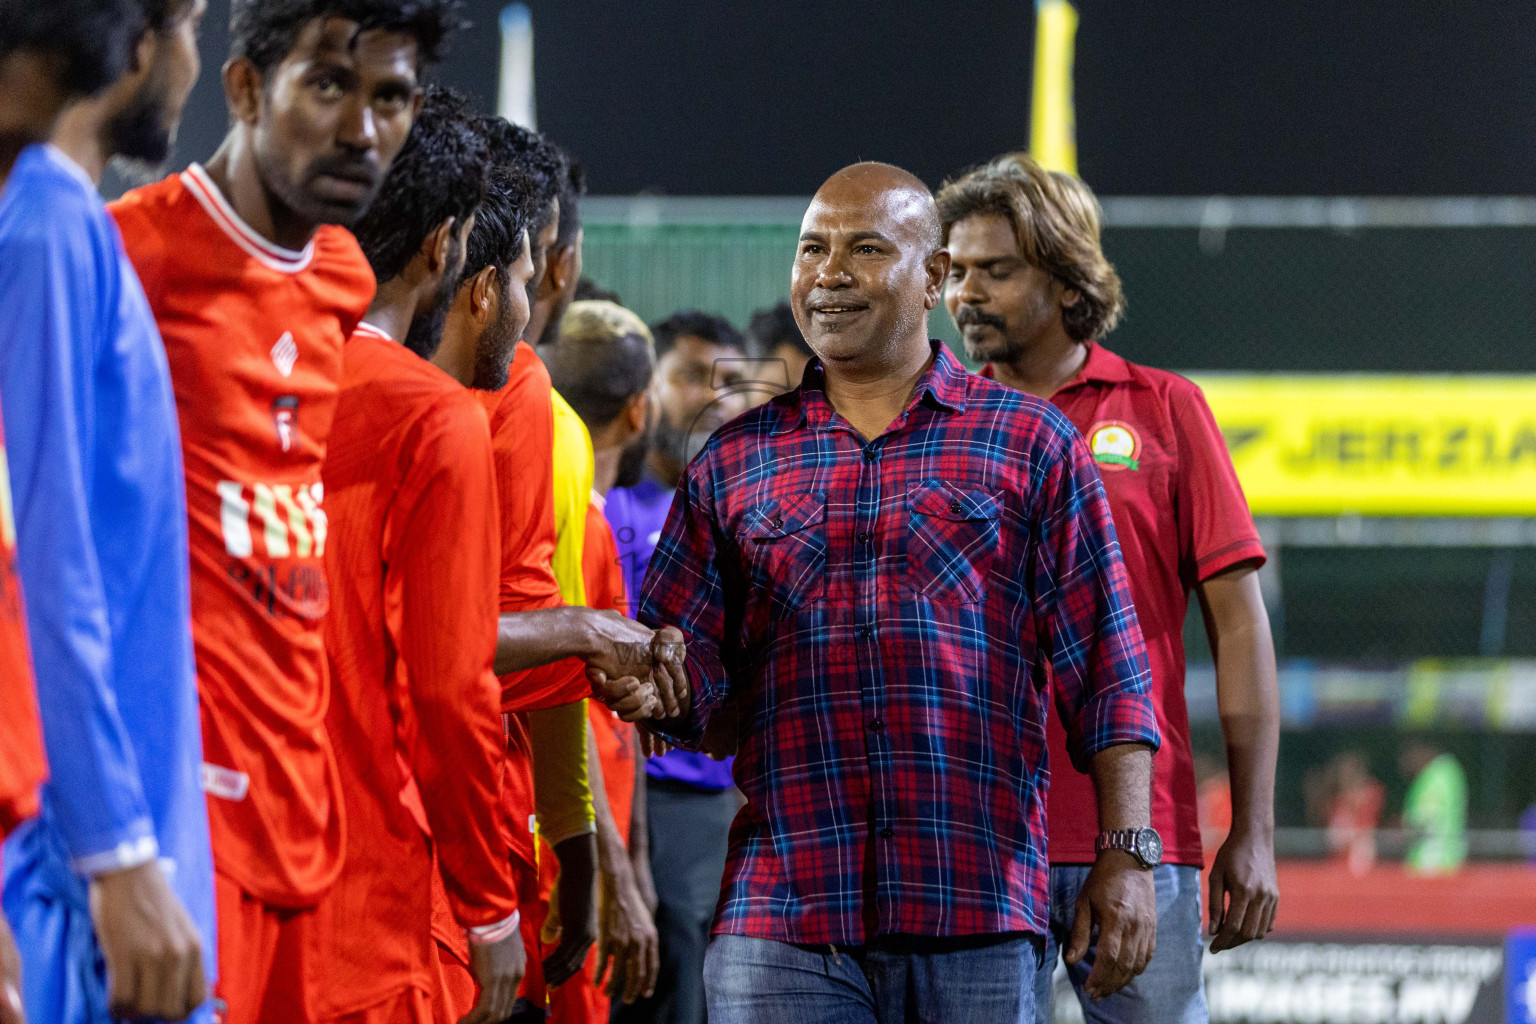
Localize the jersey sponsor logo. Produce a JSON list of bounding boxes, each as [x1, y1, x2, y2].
[[200, 762, 251, 802], [272, 395, 300, 453], [216, 479, 329, 620], [1088, 420, 1141, 471], [216, 480, 327, 559], [270, 331, 298, 377]]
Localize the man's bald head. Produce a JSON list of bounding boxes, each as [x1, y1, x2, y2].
[[791, 162, 950, 375], [811, 162, 943, 253]]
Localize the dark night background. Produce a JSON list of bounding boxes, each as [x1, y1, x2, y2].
[[173, 1, 1536, 197]]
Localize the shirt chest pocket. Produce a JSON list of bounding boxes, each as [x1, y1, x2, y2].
[[739, 492, 828, 618], [904, 482, 1003, 605]]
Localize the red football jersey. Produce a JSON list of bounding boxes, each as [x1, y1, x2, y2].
[[110, 166, 374, 905], [583, 496, 635, 841], [477, 343, 589, 712], [316, 325, 516, 1015], [988, 343, 1265, 866], [0, 412, 46, 837]]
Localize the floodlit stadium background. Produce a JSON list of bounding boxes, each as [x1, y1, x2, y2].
[[118, 2, 1536, 1021]]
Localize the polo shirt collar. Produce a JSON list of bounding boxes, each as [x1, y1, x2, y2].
[[774, 340, 969, 435], [980, 342, 1134, 394], [1059, 342, 1134, 391]]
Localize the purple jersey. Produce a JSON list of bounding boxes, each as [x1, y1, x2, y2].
[[607, 474, 735, 791]]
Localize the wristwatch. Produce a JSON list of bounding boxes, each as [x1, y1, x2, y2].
[[1096, 827, 1163, 869]]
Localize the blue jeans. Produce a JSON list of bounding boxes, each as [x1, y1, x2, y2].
[[1032, 864, 1208, 1024], [705, 932, 1043, 1024]]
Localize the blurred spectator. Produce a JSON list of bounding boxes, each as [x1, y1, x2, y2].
[[574, 276, 621, 304], [1325, 753, 1385, 876], [744, 300, 814, 402], [1400, 743, 1467, 875]]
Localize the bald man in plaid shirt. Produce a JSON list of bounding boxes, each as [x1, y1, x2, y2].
[[629, 163, 1162, 1024]]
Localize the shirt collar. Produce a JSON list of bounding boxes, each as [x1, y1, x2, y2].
[[774, 340, 969, 436], [981, 342, 1133, 394]]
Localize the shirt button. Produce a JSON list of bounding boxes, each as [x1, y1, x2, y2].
[[949, 501, 964, 515], [857, 626, 873, 639], [879, 827, 895, 839], [771, 516, 784, 529], [858, 532, 872, 543], [863, 447, 879, 462], [868, 719, 884, 732]]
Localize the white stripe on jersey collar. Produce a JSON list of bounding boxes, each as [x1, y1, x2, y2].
[[354, 321, 394, 342], [181, 163, 315, 274]]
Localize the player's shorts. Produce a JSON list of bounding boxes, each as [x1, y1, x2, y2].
[[324, 986, 433, 1024], [215, 871, 322, 1024]]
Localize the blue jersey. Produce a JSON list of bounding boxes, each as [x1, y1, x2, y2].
[[0, 147, 214, 981]]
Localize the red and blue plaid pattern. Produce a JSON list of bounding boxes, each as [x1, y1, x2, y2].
[[638, 342, 1159, 944]]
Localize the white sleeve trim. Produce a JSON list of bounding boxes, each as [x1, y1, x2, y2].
[[73, 833, 160, 877], [467, 910, 521, 945]]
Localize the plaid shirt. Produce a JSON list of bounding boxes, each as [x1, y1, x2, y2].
[[638, 342, 1159, 944]]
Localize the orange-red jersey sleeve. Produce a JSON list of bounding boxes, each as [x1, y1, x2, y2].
[[383, 388, 518, 929], [481, 342, 589, 712]]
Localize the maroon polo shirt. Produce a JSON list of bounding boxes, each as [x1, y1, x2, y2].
[[985, 343, 1264, 866]]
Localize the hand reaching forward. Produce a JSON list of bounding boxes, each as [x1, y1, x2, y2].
[[588, 671, 660, 723]]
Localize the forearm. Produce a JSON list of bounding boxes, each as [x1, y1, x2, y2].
[[496, 607, 598, 676], [586, 722, 629, 874], [1088, 743, 1155, 832], [1203, 569, 1280, 838], [627, 733, 649, 861], [1213, 625, 1279, 837], [410, 678, 518, 925]]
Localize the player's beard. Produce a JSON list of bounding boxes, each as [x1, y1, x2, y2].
[[106, 75, 175, 181], [614, 434, 651, 489], [470, 305, 520, 392], [403, 271, 460, 361], [653, 408, 713, 471], [954, 306, 1025, 364]]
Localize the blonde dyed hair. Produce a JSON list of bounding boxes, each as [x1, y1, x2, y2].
[[936, 152, 1124, 341], [558, 299, 654, 346]]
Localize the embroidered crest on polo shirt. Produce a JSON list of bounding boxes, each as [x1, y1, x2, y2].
[[1088, 420, 1141, 471], [270, 331, 298, 377]]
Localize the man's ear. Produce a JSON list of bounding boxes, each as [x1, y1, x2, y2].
[[223, 57, 262, 126], [540, 243, 575, 302], [129, 25, 155, 76], [924, 247, 952, 311], [622, 391, 649, 438], [1059, 284, 1083, 310], [468, 265, 500, 325], [425, 218, 457, 276]]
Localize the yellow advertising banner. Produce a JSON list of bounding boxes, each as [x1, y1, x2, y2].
[[1188, 375, 1536, 516]]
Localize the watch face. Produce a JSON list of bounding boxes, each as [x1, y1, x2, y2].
[[1136, 829, 1164, 867]]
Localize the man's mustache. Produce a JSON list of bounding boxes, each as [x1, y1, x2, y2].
[[955, 306, 1007, 331]]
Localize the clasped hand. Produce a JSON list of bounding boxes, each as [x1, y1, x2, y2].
[[583, 617, 688, 723]]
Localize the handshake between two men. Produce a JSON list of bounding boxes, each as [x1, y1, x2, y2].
[[493, 605, 690, 732]]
